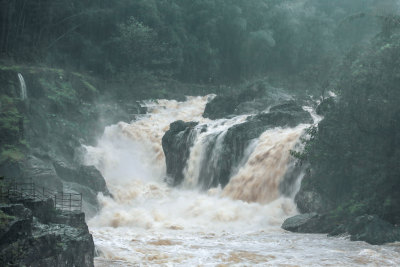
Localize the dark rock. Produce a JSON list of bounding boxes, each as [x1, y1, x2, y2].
[[282, 213, 319, 232], [316, 97, 335, 116], [283, 212, 400, 245], [162, 120, 199, 186], [54, 161, 109, 196], [282, 212, 338, 234], [77, 166, 109, 194], [51, 211, 87, 229], [203, 81, 293, 119], [348, 215, 400, 245], [0, 200, 94, 267], [0, 205, 32, 248], [19, 199, 54, 224], [295, 190, 331, 214], [203, 95, 239, 119], [24, 155, 63, 191]]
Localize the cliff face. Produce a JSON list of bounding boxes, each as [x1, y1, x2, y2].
[[0, 199, 94, 267], [0, 66, 145, 217]]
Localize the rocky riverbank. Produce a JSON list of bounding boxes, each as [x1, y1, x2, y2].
[[0, 198, 94, 266]]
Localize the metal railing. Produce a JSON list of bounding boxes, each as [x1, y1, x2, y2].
[[0, 178, 82, 213]]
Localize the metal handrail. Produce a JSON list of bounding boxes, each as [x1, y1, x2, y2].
[[0, 178, 82, 213]]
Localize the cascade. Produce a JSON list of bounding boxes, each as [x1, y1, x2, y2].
[[18, 73, 27, 100], [84, 96, 398, 266]]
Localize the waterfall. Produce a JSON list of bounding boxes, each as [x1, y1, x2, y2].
[[18, 73, 27, 100], [84, 95, 309, 230], [221, 125, 306, 203], [182, 115, 249, 189], [84, 96, 399, 266]]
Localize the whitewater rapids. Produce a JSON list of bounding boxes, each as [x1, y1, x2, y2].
[[84, 96, 400, 266]]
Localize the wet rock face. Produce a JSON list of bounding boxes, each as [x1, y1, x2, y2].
[[281, 213, 321, 233], [162, 120, 199, 186], [295, 189, 331, 214], [203, 82, 293, 120], [162, 101, 312, 189], [282, 212, 400, 245], [0, 201, 94, 267], [0, 68, 144, 218]]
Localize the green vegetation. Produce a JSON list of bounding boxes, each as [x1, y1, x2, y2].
[[39, 78, 77, 103], [0, 95, 26, 162], [0, 210, 15, 231], [0, 146, 25, 162], [0, 0, 383, 87], [297, 21, 400, 224]]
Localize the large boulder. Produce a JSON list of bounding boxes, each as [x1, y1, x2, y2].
[[54, 161, 109, 195], [282, 213, 321, 232], [162, 120, 199, 186], [0, 201, 94, 267]]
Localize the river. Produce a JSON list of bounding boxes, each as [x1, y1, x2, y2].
[[84, 96, 400, 266]]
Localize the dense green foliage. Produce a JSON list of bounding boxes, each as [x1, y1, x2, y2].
[[299, 24, 400, 224], [0, 0, 383, 84]]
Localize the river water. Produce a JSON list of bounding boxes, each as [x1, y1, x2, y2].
[[84, 96, 400, 266]]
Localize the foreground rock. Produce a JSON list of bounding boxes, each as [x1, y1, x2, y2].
[[282, 213, 400, 245], [0, 199, 94, 267]]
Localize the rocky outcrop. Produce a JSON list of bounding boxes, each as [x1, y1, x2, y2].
[[203, 80, 293, 119], [282, 212, 400, 245], [162, 120, 199, 186], [0, 199, 94, 267], [163, 100, 312, 188], [294, 189, 332, 214], [315, 97, 335, 116], [282, 213, 324, 233]]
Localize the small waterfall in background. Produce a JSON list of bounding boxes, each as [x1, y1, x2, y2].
[[18, 73, 27, 100]]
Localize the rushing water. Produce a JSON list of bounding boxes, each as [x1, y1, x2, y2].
[[84, 96, 400, 266], [17, 73, 27, 100]]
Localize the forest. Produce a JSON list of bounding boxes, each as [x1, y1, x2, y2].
[[1, 0, 384, 84], [1, 0, 400, 266]]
